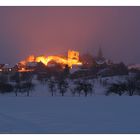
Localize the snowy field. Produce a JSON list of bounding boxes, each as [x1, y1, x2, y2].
[[0, 96, 140, 134], [0, 76, 140, 134]]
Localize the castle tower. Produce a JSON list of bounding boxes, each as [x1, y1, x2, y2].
[[68, 50, 79, 61]]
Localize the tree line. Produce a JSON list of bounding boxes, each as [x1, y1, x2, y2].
[[0, 72, 140, 97], [0, 72, 94, 97]]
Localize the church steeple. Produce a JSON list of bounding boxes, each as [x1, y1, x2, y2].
[[97, 46, 103, 59], [95, 46, 106, 65]]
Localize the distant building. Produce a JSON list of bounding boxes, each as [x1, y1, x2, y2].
[[128, 64, 140, 71], [0, 64, 16, 72]]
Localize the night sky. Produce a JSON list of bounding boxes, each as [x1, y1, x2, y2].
[[0, 7, 140, 65]]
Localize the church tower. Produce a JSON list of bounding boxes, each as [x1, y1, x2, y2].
[[95, 46, 106, 65], [97, 47, 103, 59]]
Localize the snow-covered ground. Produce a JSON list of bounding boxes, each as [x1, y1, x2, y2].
[[0, 96, 140, 134], [0, 76, 140, 134]]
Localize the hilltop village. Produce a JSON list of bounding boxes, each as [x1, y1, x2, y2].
[[0, 48, 139, 80]]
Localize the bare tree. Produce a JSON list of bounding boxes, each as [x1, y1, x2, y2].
[[48, 77, 56, 96], [12, 73, 22, 96], [74, 80, 83, 96], [0, 74, 8, 84], [14, 81, 21, 96], [82, 81, 93, 97], [14, 72, 34, 96], [107, 76, 140, 96], [22, 72, 34, 96], [125, 78, 137, 96], [106, 82, 126, 96], [0, 74, 13, 94], [22, 81, 35, 96], [70, 88, 76, 96], [57, 79, 69, 96], [0, 82, 14, 94], [74, 80, 93, 97]]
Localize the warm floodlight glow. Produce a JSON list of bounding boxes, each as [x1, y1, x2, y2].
[[19, 50, 82, 69]]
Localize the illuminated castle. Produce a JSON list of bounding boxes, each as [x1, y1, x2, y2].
[[19, 50, 82, 69]]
